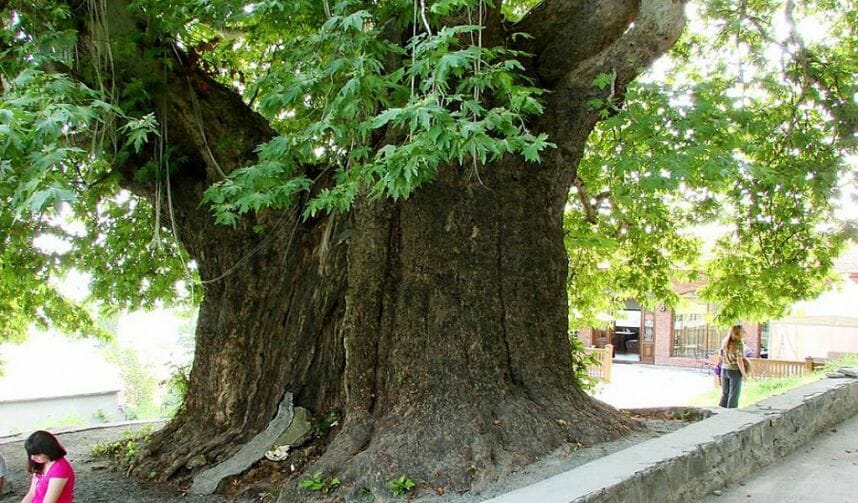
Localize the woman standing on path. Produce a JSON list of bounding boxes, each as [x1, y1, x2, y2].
[[20, 431, 74, 503], [719, 325, 748, 408]]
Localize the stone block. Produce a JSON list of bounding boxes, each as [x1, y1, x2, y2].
[[190, 392, 295, 495], [271, 406, 313, 449]]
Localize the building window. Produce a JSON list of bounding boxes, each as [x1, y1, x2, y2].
[[672, 299, 719, 358]]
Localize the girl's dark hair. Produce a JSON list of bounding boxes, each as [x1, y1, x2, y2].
[[25, 430, 67, 474]]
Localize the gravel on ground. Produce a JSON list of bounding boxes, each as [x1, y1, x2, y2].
[[0, 411, 697, 502]]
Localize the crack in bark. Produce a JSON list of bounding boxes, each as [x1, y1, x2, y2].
[[367, 262, 386, 416], [495, 214, 519, 388], [371, 204, 400, 415]]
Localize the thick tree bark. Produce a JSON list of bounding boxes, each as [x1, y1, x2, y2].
[[67, 0, 352, 481], [300, 158, 634, 498], [130, 173, 350, 482], [64, 0, 687, 498]]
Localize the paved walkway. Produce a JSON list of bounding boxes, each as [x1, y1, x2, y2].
[[703, 412, 858, 503], [588, 362, 715, 409]]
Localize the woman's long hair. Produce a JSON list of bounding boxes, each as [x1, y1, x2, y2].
[[25, 430, 67, 474], [721, 325, 743, 353]]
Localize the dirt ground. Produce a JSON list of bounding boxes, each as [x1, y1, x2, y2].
[[0, 410, 699, 503]]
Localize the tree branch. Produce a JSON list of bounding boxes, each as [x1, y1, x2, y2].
[[513, 0, 641, 86], [531, 0, 685, 184], [65, 0, 276, 186], [740, 0, 856, 147], [573, 176, 612, 225], [557, 0, 686, 94]]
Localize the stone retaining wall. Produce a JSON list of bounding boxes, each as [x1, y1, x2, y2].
[[485, 377, 858, 503]]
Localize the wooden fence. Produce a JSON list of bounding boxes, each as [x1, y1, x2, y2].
[[584, 344, 613, 383], [580, 350, 813, 384], [745, 357, 815, 380]]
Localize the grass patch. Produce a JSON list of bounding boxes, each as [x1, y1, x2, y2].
[[686, 373, 820, 408], [822, 354, 858, 372], [686, 354, 858, 409], [35, 414, 88, 431]]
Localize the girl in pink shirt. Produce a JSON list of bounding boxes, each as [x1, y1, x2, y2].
[[21, 431, 75, 503]]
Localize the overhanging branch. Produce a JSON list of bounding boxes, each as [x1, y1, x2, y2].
[[58, 0, 276, 183], [513, 0, 641, 86], [557, 0, 686, 94]]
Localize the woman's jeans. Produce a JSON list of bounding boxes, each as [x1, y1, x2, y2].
[[720, 368, 743, 408]]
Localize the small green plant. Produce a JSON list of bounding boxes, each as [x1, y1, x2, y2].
[[317, 409, 341, 437], [386, 476, 416, 497], [92, 409, 109, 423], [298, 472, 341, 493], [162, 364, 191, 418], [90, 426, 153, 465], [569, 334, 601, 391]]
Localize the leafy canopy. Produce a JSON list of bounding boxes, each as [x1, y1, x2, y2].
[[0, 0, 548, 341], [0, 1, 194, 340], [0, 0, 854, 343], [193, 0, 552, 222]]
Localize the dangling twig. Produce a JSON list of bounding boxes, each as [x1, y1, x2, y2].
[[419, 0, 433, 36]]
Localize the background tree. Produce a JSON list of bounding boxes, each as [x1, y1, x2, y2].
[[564, 0, 856, 327], [0, 0, 853, 499]]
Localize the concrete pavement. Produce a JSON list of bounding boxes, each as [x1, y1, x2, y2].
[[703, 411, 858, 503], [484, 378, 858, 503], [589, 362, 715, 409]]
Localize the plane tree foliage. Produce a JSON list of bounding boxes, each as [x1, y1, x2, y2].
[[0, 0, 855, 498], [1, 0, 852, 342]]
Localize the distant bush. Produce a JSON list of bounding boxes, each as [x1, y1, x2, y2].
[[100, 341, 159, 420], [161, 364, 190, 418], [569, 334, 601, 391], [822, 354, 858, 372]]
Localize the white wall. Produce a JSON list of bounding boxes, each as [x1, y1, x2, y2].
[[770, 317, 858, 360], [0, 391, 122, 437]]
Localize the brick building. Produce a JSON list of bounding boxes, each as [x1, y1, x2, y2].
[[577, 244, 858, 368], [576, 279, 762, 368]]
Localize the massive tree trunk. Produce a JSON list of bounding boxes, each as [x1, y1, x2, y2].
[[311, 160, 633, 497], [67, 0, 687, 498]]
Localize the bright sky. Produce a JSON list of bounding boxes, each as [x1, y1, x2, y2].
[[0, 331, 122, 401], [0, 309, 191, 402]]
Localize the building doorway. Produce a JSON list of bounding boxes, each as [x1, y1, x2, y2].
[[613, 301, 641, 362]]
